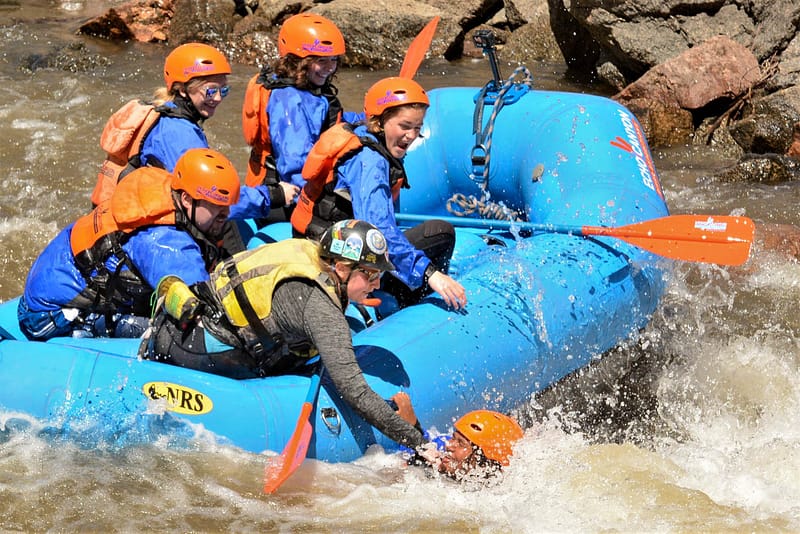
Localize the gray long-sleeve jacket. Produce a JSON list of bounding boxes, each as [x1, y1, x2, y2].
[[270, 278, 425, 448]]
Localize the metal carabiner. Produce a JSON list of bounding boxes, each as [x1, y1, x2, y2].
[[321, 406, 341, 436]]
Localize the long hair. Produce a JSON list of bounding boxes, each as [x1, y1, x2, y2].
[[150, 84, 173, 106], [273, 54, 338, 90]]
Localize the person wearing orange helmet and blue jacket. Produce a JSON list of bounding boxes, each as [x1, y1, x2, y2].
[[91, 43, 232, 206], [242, 13, 364, 221], [291, 76, 467, 311], [90, 43, 292, 226], [18, 148, 243, 341]]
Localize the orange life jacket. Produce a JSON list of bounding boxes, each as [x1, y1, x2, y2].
[[90, 99, 162, 207], [72, 166, 175, 259], [291, 123, 408, 239], [241, 68, 344, 187], [241, 73, 274, 187], [70, 167, 176, 314]]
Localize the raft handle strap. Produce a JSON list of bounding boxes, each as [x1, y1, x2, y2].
[[470, 65, 535, 189]]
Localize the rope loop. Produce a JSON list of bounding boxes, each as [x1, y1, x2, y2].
[[446, 192, 523, 222], [470, 66, 535, 188]]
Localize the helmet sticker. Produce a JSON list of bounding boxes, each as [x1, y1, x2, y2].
[[328, 238, 344, 255], [377, 90, 406, 107], [184, 59, 215, 77], [196, 185, 231, 204], [302, 39, 334, 55], [342, 235, 364, 261], [365, 228, 387, 255]]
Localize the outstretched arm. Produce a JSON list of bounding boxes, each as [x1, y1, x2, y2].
[[270, 280, 426, 448]]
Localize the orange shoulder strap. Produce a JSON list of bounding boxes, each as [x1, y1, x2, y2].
[[242, 75, 271, 148], [110, 167, 176, 230], [69, 204, 118, 257], [99, 99, 159, 160], [72, 167, 175, 257], [301, 124, 364, 185]]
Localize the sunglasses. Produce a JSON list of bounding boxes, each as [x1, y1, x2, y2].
[[204, 85, 230, 100], [354, 266, 382, 283]]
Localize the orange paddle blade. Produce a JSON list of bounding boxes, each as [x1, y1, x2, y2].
[[263, 370, 322, 494], [394, 213, 754, 265], [399, 16, 440, 79], [263, 403, 314, 494], [583, 214, 755, 266]]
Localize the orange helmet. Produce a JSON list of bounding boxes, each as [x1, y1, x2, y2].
[[163, 43, 232, 90], [172, 148, 241, 206], [364, 77, 429, 118], [278, 13, 345, 58], [453, 410, 524, 466]]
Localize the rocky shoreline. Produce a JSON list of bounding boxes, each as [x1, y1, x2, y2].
[[75, 1, 800, 174], [23, 0, 800, 255]]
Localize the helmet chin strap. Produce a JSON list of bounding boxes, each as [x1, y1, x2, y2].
[[186, 197, 221, 242], [188, 197, 198, 226], [330, 262, 354, 308]]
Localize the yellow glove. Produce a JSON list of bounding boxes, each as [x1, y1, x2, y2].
[[157, 275, 201, 324]]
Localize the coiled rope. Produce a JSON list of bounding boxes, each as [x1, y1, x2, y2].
[[446, 192, 524, 221], [446, 66, 534, 222]]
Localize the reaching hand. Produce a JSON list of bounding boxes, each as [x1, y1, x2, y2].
[[157, 275, 202, 324], [427, 270, 467, 309], [280, 182, 300, 206], [390, 392, 418, 426], [415, 441, 443, 468]]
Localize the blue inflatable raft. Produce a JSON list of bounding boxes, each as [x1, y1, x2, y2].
[[0, 71, 669, 462]]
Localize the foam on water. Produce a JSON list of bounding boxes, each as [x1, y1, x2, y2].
[[1, 2, 800, 530]]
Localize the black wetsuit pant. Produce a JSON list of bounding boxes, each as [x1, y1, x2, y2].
[[380, 219, 456, 308]]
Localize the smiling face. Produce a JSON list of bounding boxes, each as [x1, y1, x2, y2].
[[333, 262, 382, 304], [184, 74, 229, 119], [438, 431, 478, 477], [381, 106, 426, 159], [306, 56, 339, 86]]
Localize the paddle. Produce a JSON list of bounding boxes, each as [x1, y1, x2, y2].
[[263, 367, 323, 494], [399, 16, 440, 79], [395, 213, 755, 266]]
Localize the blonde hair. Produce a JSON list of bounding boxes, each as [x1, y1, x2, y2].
[[150, 86, 172, 107], [150, 75, 219, 106]]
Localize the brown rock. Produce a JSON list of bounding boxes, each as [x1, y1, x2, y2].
[[756, 222, 800, 260], [78, 9, 134, 41], [788, 121, 800, 158], [613, 35, 761, 146], [78, 0, 173, 43], [615, 35, 760, 110], [616, 98, 694, 148]]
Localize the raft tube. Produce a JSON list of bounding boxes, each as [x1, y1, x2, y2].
[[0, 85, 669, 461]]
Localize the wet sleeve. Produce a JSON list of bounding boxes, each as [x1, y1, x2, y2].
[[342, 110, 365, 123], [140, 117, 208, 172], [268, 88, 329, 189], [271, 281, 425, 448], [124, 226, 210, 287], [23, 225, 86, 311], [339, 153, 429, 289], [228, 184, 271, 220]]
